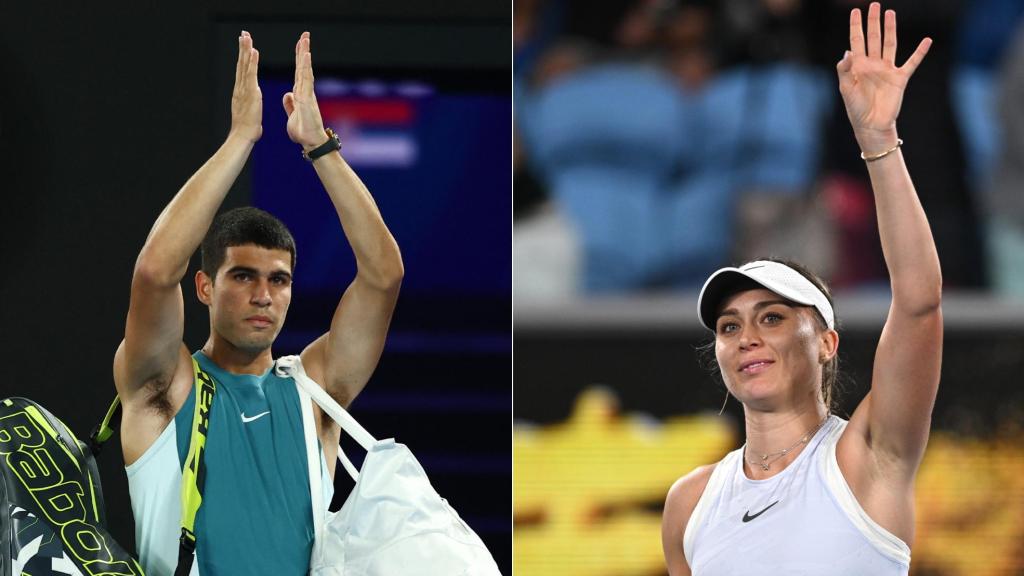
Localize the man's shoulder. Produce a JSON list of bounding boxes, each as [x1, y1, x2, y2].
[[119, 347, 196, 466]]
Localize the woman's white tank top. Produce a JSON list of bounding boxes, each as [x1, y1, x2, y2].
[[683, 415, 911, 575]]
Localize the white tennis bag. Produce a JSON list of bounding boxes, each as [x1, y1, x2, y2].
[[275, 356, 502, 576]]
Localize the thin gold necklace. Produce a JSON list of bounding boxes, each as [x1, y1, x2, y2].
[[745, 416, 828, 472]]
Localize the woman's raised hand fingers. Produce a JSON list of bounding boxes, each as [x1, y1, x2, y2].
[[866, 2, 882, 58], [900, 37, 932, 77], [849, 8, 865, 56], [882, 9, 897, 64]]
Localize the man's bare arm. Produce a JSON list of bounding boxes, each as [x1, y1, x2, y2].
[[116, 32, 263, 405], [288, 33, 403, 408]]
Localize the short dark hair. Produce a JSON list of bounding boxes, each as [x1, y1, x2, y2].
[[200, 207, 296, 278]]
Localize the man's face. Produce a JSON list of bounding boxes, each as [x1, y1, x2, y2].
[[198, 244, 293, 353]]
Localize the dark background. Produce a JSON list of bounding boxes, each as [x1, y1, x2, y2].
[[0, 1, 510, 573]]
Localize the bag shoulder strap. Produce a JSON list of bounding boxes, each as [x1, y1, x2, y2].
[[296, 375, 326, 567], [93, 359, 215, 575], [277, 356, 371, 481], [89, 396, 121, 457], [286, 354, 366, 569], [176, 357, 216, 576], [275, 355, 377, 452]]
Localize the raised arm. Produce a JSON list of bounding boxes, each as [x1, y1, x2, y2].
[[285, 33, 404, 409], [837, 4, 942, 471], [114, 32, 262, 413]]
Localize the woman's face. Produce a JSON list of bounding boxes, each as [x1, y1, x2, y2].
[[714, 288, 834, 410]]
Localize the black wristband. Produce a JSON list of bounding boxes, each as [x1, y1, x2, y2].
[[302, 128, 341, 162]]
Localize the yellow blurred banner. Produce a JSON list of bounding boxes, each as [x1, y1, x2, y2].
[[513, 387, 1024, 576]]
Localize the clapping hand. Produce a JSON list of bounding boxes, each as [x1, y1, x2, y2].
[[230, 31, 263, 143], [282, 32, 328, 151]]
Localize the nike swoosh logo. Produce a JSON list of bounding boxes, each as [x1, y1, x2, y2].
[[742, 500, 779, 522], [241, 411, 270, 423]]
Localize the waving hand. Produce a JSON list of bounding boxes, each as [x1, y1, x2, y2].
[[837, 3, 931, 150]]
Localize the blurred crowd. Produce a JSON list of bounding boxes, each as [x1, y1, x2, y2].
[[513, 0, 1024, 299]]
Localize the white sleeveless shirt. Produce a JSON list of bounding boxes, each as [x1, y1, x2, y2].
[[683, 415, 911, 575]]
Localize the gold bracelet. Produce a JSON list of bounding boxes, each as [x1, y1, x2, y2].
[[860, 138, 903, 162]]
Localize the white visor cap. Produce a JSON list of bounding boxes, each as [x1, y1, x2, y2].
[[697, 260, 835, 331]]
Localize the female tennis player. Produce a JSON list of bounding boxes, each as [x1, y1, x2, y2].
[[662, 4, 939, 574]]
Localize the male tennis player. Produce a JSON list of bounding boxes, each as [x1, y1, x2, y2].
[[114, 31, 403, 575]]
